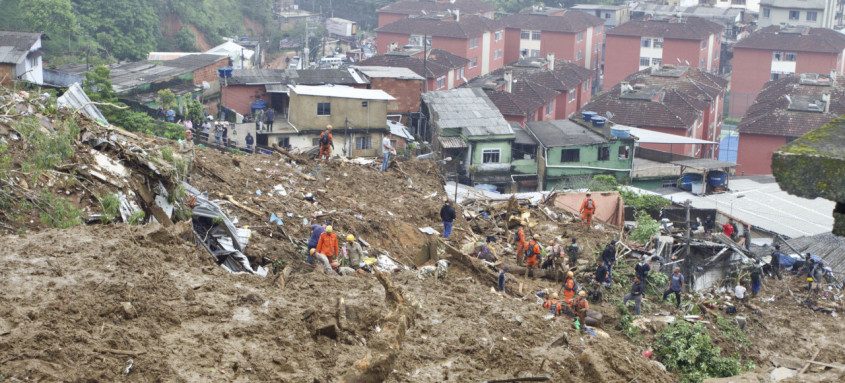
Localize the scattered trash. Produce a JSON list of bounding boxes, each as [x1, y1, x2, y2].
[[417, 227, 440, 235], [269, 213, 283, 226], [256, 190, 262, 196], [124, 359, 134, 375]]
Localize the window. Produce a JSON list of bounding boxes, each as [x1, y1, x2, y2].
[[458, 67, 465, 79], [469, 37, 479, 49], [469, 57, 478, 68], [701, 40, 707, 49], [409, 35, 431, 47], [807, 12, 818, 21], [577, 31, 584, 42], [783, 52, 797, 61], [390, 139, 398, 148], [317, 102, 331, 116], [436, 75, 446, 89], [278, 137, 290, 148], [361, 101, 368, 108], [494, 30, 503, 41], [604, 12, 611, 19], [494, 49, 503, 59], [771, 71, 787, 81], [653, 38, 663, 48], [532, 31, 541, 40], [482, 148, 501, 163], [640, 57, 650, 66], [773, 51, 783, 61], [789, 11, 800, 20], [521, 30, 531, 40], [699, 58, 706, 67], [597, 146, 610, 161], [618, 146, 630, 159], [545, 100, 553, 115], [714, 50, 719, 59], [596, 25, 602, 34], [595, 42, 600, 53], [568, 88, 576, 102], [652, 57, 662, 67], [355, 136, 371, 150], [312, 138, 321, 146], [585, 79, 590, 91], [576, 50, 583, 60], [530, 49, 540, 58], [762, 7, 770, 18], [641, 38, 651, 48], [561, 149, 580, 162]]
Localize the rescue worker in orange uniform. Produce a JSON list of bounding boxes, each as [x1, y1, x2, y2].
[[514, 224, 526, 265], [559, 271, 577, 306], [318, 125, 334, 160], [316, 225, 339, 264], [572, 290, 590, 332], [543, 292, 564, 317], [580, 193, 596, 228], [524, 234, 541, 277]]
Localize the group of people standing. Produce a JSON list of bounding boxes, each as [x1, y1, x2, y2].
[[317, 125, 396, 172]]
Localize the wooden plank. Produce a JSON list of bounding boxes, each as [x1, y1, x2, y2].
[[798, 349, 821, 375]]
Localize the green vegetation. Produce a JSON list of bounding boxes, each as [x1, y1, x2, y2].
[[630, 210, 660, 242], [161, 146, 175, 163], [98, 193, 120, 223], [615, 302, 644, 344], [38, 191, 83, 229], [654, 320, 752, 383], [618, 189, 671, 216], [128, 210, 146, 225], [588, 174, 619, 192], [717, 317, 752, 348]]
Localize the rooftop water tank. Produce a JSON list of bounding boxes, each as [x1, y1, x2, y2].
[[680, 173, 703, 190], [706, 170, 728, 187], [217, 67, 233, 78], [582, 111, 597, 122], [610, 126, 631, 138], [591, 116, 606, 127]]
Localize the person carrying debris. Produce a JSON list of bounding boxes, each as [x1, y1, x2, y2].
[[311, 249, 332, 272], [601, 240, 617, 286], [572, 290, 590, 332], [567, 237, 579, 269], [543, 292, 563, 317], [440, 199, 456, 239], [770, 244, 783, 280], [381, 132, 395, 172], [524, 234, 541, 277], [255, 108, 265, 132], [344, 234, 364, 269], [749, 259, 763, 298], [245, 132, 254, 152], [306, 222, 327, 263], [662, 267, 685, 309], [703, 215, 715, 240], [319, 125, 334, 160], [623, 276, 644, 315], [635, 257, 651, 291], [514, 224, 527, 266], [559, 271, 578, 306], [316, 225, 340, 264], [579, 193, 596, 228]]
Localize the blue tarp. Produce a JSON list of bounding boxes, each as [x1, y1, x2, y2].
[[719, 135, 738, 162], [775, 252, 796, 266]]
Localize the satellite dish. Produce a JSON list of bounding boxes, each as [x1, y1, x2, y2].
[[606, 111, 614, 120], [684, 60, 690, 65], [676, 58, 681, 64]]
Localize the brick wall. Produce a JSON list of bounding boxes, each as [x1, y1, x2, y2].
[[222, 85, 269, 115], [370, 77, 423, 113], [192, 58, 230, 85], [0, 64, 13, 85], [736, 133, 786, 175]]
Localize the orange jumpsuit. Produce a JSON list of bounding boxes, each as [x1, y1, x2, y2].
[[316, 232, 339, 262], [543, 298, 563, 317], [580, 197, 596, 226], [572, 296, 589, 330], [515, 228, 526, 264], [563, 277, 576, 305], [525, 241, 540, 267], [319, 131, 333, 159]]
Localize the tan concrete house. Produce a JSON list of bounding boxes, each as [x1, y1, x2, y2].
[[287, 85, 396, 157]]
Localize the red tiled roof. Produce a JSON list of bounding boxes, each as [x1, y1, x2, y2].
[[501, 10, 604, 33], [524, 61, 595, 92], [738, 74, 845, 137], [581, 67, 727, 130], [358, 48, 468, 79], [608, 17, 722, 40], [734, 25, 845, 53], [378, 0, 494, 16], [376, 14, 503, 38]]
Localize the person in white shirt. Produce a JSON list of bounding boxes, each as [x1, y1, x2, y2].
[[734, 281, 747, 303], [381, 132, 394, 172]]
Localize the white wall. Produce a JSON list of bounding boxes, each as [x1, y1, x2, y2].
[[481, 31, 491, 75]]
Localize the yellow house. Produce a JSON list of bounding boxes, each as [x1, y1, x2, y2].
[[287, 85, 396, 157]]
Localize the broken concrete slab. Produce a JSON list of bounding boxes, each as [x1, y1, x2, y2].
[[770, 367, 797, 381]]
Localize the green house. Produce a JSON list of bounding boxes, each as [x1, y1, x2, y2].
[[423, 88, 519, 193], [526, 118, 635, 190]]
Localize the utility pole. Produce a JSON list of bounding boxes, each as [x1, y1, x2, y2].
[[684, 200, 691, 258]]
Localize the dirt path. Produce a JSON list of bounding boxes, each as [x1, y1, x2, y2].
[[267, 51, 297, 69]]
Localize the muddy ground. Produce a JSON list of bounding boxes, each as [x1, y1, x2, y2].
[[0, 106, 843, 381]]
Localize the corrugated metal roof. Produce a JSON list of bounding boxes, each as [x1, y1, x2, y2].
[[423, 88, 513, 137], [785, 232, 845, 278], [57, 83, 108, 124], [264, 84, 288, 93], [670, 159, 737, 170], [354, 66, 424, 80], [289, 84, 395, 100], [0, 31, 42, 64], [526, 119, 606, 148], [439, 136, 467, 149], [387, 119, 415, 141]]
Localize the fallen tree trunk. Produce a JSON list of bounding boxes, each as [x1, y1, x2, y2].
[[342, 268, 417, 383], [503, 266, 565, 281], [445, 244, 524, 297]]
